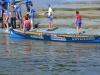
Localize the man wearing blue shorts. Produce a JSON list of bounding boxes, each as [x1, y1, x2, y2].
[[76, 11, 82, 34], [29, 3, 35, 29], [17, 4, 22, 28], [47, 4, 53, 30]]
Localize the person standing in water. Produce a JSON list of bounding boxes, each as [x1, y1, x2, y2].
[[4, 7, 9, 32], [16, 4, 22, 28], [10, 3, 17, 29], [29, 3, 35, 29], [11, 0, 15, 4], [47, 4, 53, 30], [76, 11, 82, 34]]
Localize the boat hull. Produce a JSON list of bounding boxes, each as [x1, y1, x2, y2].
[[9, 29, 100, 43]]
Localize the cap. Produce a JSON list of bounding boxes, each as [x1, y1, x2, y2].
[[47, 4, 50, 7], [18, 4, 21, 7], [15, 4, 21, 9]]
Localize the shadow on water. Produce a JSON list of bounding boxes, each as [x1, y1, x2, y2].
[[0, 34, 100, 75]]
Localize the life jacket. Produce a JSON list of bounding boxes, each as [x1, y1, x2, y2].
[[24, 20, 30, 27], [76, 14, 82, 21], [22, 17, 26, 23]]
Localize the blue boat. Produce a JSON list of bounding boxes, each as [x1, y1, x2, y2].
[[9, 29, 100, 43]]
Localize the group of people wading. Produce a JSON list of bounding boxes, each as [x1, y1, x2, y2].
[[0, 0, 82, 34]]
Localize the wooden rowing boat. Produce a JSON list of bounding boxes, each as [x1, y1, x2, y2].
[[9, 29, 100, 43]]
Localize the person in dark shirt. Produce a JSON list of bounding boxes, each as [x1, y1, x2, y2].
[[29, 3, 35, 29], [9, 3, 17, 29], [1, 0, 8, 8]]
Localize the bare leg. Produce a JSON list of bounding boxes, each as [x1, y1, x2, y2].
[[48, 20, 51, 29], [51, 20, 53, 29], [5, 20, 9, 32], [79, 25, 82, 33], [49, 20, 53, 30], [19, 20, 22, 28], [76, 26, 79, 34], [30, 18, 34, 29], [0, 22, 2, 27], [6, 22, 9, 31]]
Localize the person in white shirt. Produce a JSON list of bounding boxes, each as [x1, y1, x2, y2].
[[47, 4, 53, 30]]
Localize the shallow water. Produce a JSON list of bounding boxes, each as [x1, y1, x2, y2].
[[0, 34, 100, 75], [63, 0, 100, 2], [53, 4, 100, 9], [34, 18, 100, 27], [19, 0, 100, 11], [21, 0, 62, 11]]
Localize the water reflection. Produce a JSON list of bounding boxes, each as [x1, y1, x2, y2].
[[24, 42, 32, 56], [75, 47, 81, 67], [5, 34, 10, 53], [0, 34, 100, 75]]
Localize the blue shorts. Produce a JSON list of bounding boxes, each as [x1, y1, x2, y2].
[[18, 16, 22, 20], [25, 27, 30, 31], [49, 16, 53, 21], [30, 14, 34, 19], [76, 20, 82, 26]]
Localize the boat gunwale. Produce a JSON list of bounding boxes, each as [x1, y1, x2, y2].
[[13, 29, 100, 38]]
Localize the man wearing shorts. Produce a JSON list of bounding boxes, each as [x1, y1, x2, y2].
[[10, 3, 17, 29], [47, 4, 53, 30], [4, 7, 9, 32], [76, 11, 82, 34], [29, 3, 35, 29], [17, 4, 22, 28]]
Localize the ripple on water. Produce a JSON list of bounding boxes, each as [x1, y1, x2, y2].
[[0, 34, 100, 75]]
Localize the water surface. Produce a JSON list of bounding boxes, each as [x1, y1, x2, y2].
[[63, 0, 100, 2], [0, 34, 100, 75]]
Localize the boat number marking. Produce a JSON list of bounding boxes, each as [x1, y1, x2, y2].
[[30, 35, 44, 39], [51, 36, 66, 41], [72, 37, 95, 40]]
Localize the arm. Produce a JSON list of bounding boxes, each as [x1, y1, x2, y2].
[[16, 12, 18, 19], [75, 15, 77, 22], [23, 22, 26, 33], [9, 12, 12, 19], [0, 10, 2, 17]]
